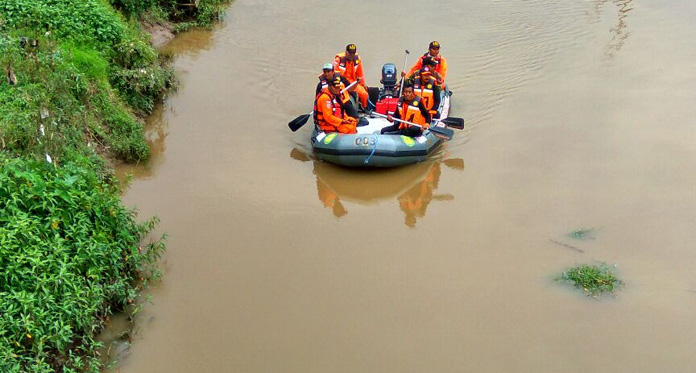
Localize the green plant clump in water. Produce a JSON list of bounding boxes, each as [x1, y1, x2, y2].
[[0, 157, 165, 372], [556, 262, 623, 297], [569, 228, 595, 240]]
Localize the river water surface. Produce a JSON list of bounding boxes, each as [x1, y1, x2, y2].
[[115, 0, 696, 371]]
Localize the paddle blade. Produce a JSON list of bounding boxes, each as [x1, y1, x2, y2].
[[441, 117, 465, 130], [288, 113, 311, 132], [290, 148, 311, 162], [443, 158, 465, 170], [429, 126, 454, 141], [432, 193, 455, 201]]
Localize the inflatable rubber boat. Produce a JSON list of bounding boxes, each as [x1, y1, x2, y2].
[[311, 63, 453, 168]]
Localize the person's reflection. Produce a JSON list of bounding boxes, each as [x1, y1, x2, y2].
[[398, 159, 462, 228], [290, 148, 348, 218], [290, 148, 464, 224], [316, 178, 348, 218]]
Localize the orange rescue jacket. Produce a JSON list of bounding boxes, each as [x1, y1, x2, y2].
[[314, 89, 344, 132], [334, 52, 366, 86], [407, 53, 448, 82], [397, 97, 428, 129], [413, 77, 437, 112], [318, 74, 351, 103]]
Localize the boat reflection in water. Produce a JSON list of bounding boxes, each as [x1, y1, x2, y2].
[[290, 148, 464, 227]]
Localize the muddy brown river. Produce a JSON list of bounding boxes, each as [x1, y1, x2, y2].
[[112, 0, 696, 371]]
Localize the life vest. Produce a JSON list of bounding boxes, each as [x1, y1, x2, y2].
[[399, 97, 428, 128], [421, 53, 444, 75], [313, 90, 344, 131], [413, 76, 437, 111], [318, 74, 330, 91], [335, 52, 362, 82]]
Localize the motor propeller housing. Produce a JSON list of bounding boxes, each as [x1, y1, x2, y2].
[[381, 63, 398, 90]]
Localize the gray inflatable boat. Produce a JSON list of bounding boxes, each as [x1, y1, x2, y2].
[[311, 90, 451, 168]]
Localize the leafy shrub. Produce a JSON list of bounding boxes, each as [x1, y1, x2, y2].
[[0, 26, 159, 164], [0, 156, 165, 372], [195, 0, 227, 27], [109, 0, 157, 17], [157, 0, 227, 30], [109, 33, 174, 113], [0, 1, 175, 117], [92, 91, 150, 162], [0, 0, 126, 48]]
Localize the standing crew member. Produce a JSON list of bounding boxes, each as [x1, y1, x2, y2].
[[334, 43, 370, 110], [314, 76, 357, 134], [381, 83, 431, 137], [404, 41, 448, 87]]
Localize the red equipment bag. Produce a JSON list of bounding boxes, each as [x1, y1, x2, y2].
[[375, 97, 399, 115]]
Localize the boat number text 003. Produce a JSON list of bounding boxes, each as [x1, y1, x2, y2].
[[355, 137, 376, 146]]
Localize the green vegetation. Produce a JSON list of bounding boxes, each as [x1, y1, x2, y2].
[[0, 157, 165, 372], [556, 262, 623, 297], [111, 0, 229, 30], [568, 228, 595, 240], [0, 32, 157, 165], [0, 0, 230, 370]]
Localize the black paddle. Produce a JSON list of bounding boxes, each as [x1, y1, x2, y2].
[[370, 112, 454, 141], [438, 117, 465, 130], [288, 80, 359, 132], [288, 113, 311, 132]]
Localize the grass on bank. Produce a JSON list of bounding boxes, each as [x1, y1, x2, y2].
[[0, 9, 174, 165], [0, 0, 228, 164], [556, 262, 623, 297], [0, 157, 165, 372]]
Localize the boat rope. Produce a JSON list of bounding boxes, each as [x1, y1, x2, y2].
[[364, 135, 378, 165]]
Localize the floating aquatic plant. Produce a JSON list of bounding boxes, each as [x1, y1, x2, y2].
[[568, 228, 595, 240], [556, 262, 622, 297]]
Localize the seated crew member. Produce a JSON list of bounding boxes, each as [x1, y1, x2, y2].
[[316, 63, 351, 96], [380, 83, 431, 137], [316, 63, 359, 118], [409, 60, 442, 119], [314, 76, 358, 134], [403, 41, 448, 87], [334, 43, 370, 110]]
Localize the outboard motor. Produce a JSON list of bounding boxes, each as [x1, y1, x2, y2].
[[380, 63, 398, 91], [375, 62, 400, 115]]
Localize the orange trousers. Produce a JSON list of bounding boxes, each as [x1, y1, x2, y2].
[[320, 118, 357, 134], [353, 84, 368, 108], [336, 117, 357, 133]]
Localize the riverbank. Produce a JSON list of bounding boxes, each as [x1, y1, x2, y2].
[[0, 1, 228, 370]]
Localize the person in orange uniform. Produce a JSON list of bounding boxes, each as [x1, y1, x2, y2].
[[408, 58, 442, 118], [404, 41, 448, 87], [316, 63, 351, 96], [334, 43, 369, 109], [380, 83, 431, 137], [313, 76, 357, 134], [316, 63, 359, 118]]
